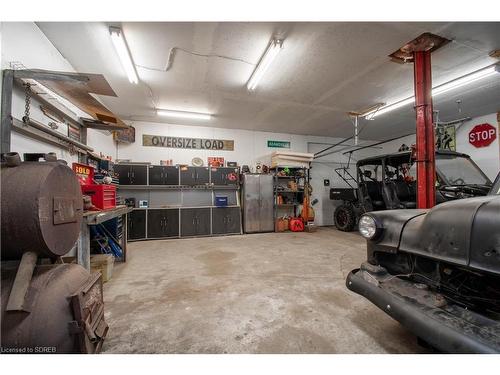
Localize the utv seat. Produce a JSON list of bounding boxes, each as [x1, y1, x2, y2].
[[394, 180, 416, 208], [363, 181, 385, 209], [383, 180, 416, 209]]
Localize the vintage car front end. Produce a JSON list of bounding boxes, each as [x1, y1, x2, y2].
[[346, 195, 500, 353]]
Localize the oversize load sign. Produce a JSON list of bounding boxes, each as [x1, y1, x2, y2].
[[468, 123, 497, 148], [143, 135, 234, 151]]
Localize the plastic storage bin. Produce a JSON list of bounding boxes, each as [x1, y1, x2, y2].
[[214, 196, 228, 207]]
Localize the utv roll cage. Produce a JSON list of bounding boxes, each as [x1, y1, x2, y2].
[[330, 150, 492, 231]]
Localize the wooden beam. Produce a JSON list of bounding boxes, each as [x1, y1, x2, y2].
[[13, 69, 90, 82]]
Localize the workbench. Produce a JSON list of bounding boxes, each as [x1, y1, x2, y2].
[[77, 205, 133, 271]]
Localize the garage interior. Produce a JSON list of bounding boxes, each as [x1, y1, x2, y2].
[[1, 19, 500, 357]]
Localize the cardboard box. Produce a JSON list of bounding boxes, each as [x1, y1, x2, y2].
[[276, 218, 289, 232], [90, 254, 114, 283]]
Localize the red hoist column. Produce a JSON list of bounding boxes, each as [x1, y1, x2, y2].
[[413, 50, 436, 209]]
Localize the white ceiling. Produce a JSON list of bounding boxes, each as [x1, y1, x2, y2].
[[37, 22, 500, 140]]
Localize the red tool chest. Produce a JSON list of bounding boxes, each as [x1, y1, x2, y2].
[[73, 162, 116, 210], [81, 184, 116, 210]]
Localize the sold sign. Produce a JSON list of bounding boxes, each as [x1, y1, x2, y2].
[[468, 123, 497, 148]]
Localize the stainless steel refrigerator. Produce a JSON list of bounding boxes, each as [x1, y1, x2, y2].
[[242, 174, 274, 233]]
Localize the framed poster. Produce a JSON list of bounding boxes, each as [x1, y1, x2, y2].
[[113, 126, 136, 143], [68, 124, 81, 141], [435, 124, 456, 151]]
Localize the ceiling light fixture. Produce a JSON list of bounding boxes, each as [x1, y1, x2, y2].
[[247, 38, 284, 91], [109, 26, 139, 84], [365, 64, 500, 119], [156, 109, 212, 121], [432, 65, 498, 97], [365, 97, 415, 120]]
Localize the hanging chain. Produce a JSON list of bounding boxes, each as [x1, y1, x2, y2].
[[22, 83, 32, 126]]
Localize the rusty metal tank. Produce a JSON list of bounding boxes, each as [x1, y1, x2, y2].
[[1, 152, 83, 260], [1, 152, 107, 353], [1, 262, 107, 353]]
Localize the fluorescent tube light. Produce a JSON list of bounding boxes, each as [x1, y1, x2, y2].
[[365, 64, 499, 119], [109, 26, 139, 84], [247, 38, 284, 91], [157, 109, 212, 121], [432, 65, 498, 97], [365, 97, 415, 120]]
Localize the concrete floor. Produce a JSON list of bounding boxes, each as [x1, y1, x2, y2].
[[102, 227, 426, 353]]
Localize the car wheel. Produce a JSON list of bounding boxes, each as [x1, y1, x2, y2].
[[334, 204, 356, 232]]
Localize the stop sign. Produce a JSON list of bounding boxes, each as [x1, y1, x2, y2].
[[469, 123, 497, 148]]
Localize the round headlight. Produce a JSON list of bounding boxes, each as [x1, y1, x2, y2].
[[359, 215, 377, 239]]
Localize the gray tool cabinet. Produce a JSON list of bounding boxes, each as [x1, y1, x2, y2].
[[117, 164, 242, 241]]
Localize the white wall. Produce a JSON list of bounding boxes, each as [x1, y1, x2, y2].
[[455, 113, 499, 180], [118, 120, 320, 166], [377, 112, 500, 181], [118, 120, 353, 226], [87, 128, 118, 160], [1, 22, 116, 163]]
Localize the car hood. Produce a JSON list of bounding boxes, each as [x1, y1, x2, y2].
[[399, 195, 500, 275]]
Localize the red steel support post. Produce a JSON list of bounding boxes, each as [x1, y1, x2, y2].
[[413, 50, 436, 209]]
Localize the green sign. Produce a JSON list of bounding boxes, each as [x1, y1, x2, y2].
[[267, 140, 290, 148]]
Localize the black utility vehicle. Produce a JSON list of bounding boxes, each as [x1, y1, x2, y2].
[[346, 173, 500, 353], [330, 150, 492, 231]]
